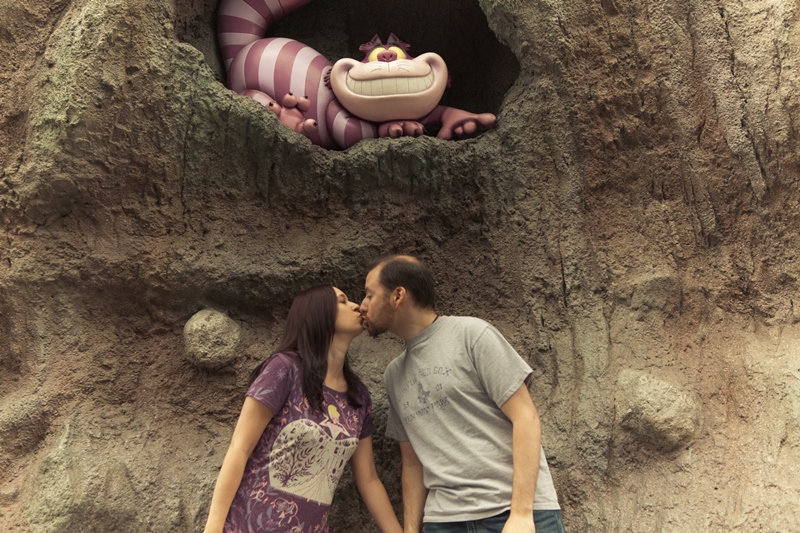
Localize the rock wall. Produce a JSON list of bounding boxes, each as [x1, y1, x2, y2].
[[1, 0, 799, 531]]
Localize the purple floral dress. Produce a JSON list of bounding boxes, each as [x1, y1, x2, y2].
[[224, 353, 373, 533]]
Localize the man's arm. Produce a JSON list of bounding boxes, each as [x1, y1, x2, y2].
[[499, 384, 541, 533], [399, 441, 428, 533]]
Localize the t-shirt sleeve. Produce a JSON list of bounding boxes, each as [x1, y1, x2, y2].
[[471, 323, 532, 408], [246, 354, 294, 415], [384, 368, 410, 442], [359, 388, 375, 439]]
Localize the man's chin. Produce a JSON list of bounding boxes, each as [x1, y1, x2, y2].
[[365, 325, 386, 338]]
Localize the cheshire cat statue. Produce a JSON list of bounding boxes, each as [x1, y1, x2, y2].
[[217, 0, 496, 149]]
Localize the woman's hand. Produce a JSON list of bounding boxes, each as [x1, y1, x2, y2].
[[350, 437, 403, 533]]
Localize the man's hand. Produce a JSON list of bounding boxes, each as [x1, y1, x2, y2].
[[399, 441, 427, 533], [501, 512, 535, 533], [500, 385, 541, 533]]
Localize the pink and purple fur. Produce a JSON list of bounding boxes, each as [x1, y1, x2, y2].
[[217, 0, 495, 149]]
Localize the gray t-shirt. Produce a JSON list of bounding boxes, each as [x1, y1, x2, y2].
[[384, 316, 560, 522]]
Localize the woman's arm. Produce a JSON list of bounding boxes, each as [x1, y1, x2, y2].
[[349, 436, 403, 533], [203, 397, 275, 533], [398, 441, 427, 533]]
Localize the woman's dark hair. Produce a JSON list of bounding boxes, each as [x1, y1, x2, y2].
[[371, 255, 436, 310], [249, 285, 363, 410]]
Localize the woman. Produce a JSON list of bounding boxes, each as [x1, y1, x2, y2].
[[204, 285, 402, 533]]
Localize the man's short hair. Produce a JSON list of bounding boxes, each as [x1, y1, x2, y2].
[[372, 255, 436, 310]]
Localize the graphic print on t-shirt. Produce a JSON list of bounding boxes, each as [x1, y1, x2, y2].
[[269, 406, 359, 504], [397, 365, 454, 424]]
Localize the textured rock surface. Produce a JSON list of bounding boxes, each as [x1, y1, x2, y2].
[[1, 0, 799, 532], [616, 369, 702, 450], [183, 309, 241, 369]]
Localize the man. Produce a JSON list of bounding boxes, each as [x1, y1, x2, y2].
[[360, 255, 564, 533]]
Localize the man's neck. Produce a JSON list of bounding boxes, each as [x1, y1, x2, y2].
[[394, 309, 439, 341]]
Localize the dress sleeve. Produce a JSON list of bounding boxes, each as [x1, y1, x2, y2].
[[246, 353, 295, 415], [359, 389, 374, 439], [471, 323, 532, 408]]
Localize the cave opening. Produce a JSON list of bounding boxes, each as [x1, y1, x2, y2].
[[174, 0, 520, 120]]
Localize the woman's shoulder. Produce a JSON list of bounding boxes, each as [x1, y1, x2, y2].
[[270, 351, 300, 367], [248, 352, 303, 402], [254, 351, 300, 380]]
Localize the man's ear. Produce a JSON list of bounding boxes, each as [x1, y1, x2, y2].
[[393, 286, 406, 309]]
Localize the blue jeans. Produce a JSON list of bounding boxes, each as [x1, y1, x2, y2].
[[424, 510, 565, 533]]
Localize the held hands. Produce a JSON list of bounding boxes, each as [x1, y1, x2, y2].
[[501, 512, 535, 533]]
